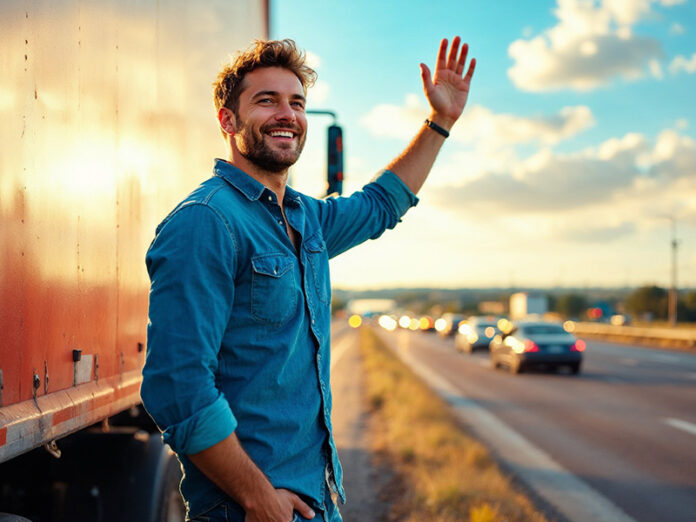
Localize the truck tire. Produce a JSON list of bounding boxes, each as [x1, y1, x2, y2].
[[0, 429, 184, 522], [124, 433, 185, 522]]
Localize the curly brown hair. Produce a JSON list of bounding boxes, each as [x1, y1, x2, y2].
[[213, 39, 317, 116]]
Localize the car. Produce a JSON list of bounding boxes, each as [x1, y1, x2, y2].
[[436, 313, 466, 337], [489, 320, 585, 374], [455, 316, 501, 353]]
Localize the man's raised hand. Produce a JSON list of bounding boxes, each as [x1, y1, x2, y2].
[[420, 36, 476, 129]]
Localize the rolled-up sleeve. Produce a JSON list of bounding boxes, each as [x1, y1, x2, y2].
[[141, 203, 238, 455], [316, 170, 419, 258]]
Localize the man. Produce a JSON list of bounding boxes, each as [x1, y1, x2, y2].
[[141, 37, 475, 522]]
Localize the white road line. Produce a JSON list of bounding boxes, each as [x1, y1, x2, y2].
[[331, 334, 354, 370], [649, 353, 680, 363], [619, 358, 639, 366], [664, 418, 696, 437], [389, 335, 636, 522]]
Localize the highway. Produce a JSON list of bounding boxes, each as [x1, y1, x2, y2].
[[368, 326, 696, 522]]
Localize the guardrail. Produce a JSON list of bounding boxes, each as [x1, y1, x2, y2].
[[569, 322, 696, 350]]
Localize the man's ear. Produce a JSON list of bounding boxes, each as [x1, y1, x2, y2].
[[218, 107, 236, 135]]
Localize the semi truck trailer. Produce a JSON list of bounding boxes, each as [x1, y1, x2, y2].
[[0, 2, 268, 520], [509, 292, 549, 320]]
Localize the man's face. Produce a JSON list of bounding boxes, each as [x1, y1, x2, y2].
[[233, 67, 308, 173]]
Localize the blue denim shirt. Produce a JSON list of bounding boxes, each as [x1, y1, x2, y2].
[[141, 159, 418, 518]]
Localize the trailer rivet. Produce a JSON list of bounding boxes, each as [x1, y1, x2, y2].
[[33, 373, 40, 389]]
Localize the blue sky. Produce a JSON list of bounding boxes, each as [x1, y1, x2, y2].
[[271, 0, 696, 290]]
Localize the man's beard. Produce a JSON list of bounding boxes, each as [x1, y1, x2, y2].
[[235, 119, 306, 173]]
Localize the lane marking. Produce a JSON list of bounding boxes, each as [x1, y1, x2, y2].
[[664, 418, 696, 437], [619, 358, 639, 367], [331, 334, 354, 370], [387, 333, 636, 522], [650, 353, 680, 363]]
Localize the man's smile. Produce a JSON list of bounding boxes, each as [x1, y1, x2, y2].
[[265, 127, 300, 142], [267, 129, 296, 139]]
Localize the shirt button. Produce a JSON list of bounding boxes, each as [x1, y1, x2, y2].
[[268, 195, 273, 201], [278, 220, 284, 226], [317, 354, 322, 361], [312, 319, 315, 324]]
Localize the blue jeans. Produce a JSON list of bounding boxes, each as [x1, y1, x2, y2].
[[188, 484, 342, 522]]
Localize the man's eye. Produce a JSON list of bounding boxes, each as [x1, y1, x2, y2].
[[292, 102, 305, 109], [259, 98, 273, 104]]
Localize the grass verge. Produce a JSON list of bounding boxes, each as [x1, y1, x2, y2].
[[359, 326, 548, 522]]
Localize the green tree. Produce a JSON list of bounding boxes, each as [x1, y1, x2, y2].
[[555, 294, 588, 318], [625, 285, 668, 320], [680, 291, 696, 322]]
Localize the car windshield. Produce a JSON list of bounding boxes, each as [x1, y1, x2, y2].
[[476, 322, 497, 329], [521, 324, 567, 335]]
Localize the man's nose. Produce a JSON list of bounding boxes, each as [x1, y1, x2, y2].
[[274, 100, 296, 122]]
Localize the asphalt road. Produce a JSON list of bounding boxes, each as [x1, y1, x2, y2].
[[372, 326, 696, 522]]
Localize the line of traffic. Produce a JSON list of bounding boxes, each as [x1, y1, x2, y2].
[[383, 329, 637, 522]]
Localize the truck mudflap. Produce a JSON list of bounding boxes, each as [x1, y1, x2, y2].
[[0, 370, 142, 464]]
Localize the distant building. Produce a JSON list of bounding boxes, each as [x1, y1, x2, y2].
[[347, 298, 397, 317], [479, 301, 506, 315]]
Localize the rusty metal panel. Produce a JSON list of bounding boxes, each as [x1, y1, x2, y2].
[[0, 0, 267, 459]]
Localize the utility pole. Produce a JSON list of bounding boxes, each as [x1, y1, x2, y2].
[[669, 216, 679, 327]]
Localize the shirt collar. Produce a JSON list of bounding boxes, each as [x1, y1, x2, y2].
[[213, 158, 302, 207], [213, 158, 266, 201], [284, 185, 302, 207]]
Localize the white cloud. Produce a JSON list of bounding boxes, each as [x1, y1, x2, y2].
[[549, 222, 637, 243], [426, 130, 696, 241], [359, 95, 425, 140], [305, 50, 322, 70], [507, 0, 675, 92], [675, 118, 689, 130], [669, 23, 685, 35], [669, 52, 696, 74], [360, 97, 595, 149], [649, 59, 664, 79], [308, 80, 330, 106]]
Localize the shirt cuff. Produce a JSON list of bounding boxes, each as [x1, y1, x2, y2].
[[372, 170, 419, 217], [162, 394, 237, 455]]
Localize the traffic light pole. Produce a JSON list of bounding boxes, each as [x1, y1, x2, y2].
[[306, 110, 338, 125], [307, 110, 343, 196]]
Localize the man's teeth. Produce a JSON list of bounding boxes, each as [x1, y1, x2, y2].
[[269, 130, 294, 138]]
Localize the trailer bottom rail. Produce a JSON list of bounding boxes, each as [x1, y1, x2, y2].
[[0, 370, 142, 463]]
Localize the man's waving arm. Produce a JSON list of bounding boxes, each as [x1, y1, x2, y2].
[[387, 36, 476, 194]]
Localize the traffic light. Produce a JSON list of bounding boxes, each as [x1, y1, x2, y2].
[[327, 124, 343, 196]]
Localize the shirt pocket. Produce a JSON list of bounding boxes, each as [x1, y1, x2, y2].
[[251, 253, 297, 326], [304, 234, 330, 306]]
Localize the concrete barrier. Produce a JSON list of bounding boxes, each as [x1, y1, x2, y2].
[[569, 322, 696, 350]]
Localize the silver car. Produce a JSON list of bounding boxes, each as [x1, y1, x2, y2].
[[489, 320, 585, 374]]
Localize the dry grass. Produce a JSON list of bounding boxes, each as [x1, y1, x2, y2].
[[359, 326, 548, 522]]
